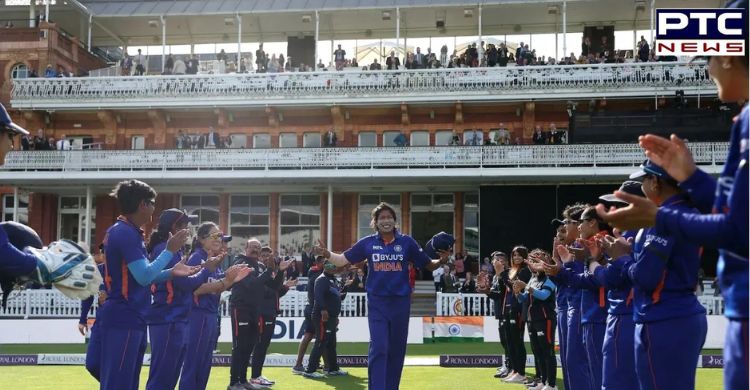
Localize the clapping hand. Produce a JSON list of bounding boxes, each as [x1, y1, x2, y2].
[[313, 239, 331, 259], [166, 229, 191, 253], [284, 278, 298, 288], [224, 264, 251, 285], [171, 256, 202, 277], [437, 249, 452, 263], [596, 193, 658, 231], [203, 251, 226, 272], [512, 280, 526, 294], [278, 258, 294, 271], [600, 232, 633, 260]]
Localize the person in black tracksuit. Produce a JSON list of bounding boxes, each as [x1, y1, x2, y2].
[[304, 261, 349, 377], [480, 251, 513, 378], [249, 247, 292, 387], [502, 246, 532, 384], [293, 256, 328, 373], [228, 239, 292, 390], [516, 250, 558, 390]]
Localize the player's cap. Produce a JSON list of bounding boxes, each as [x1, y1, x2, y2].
[[424, 231, 455, 259], [629, 159, 678, 184], [0, 103, 29, 136], [599, 180, 645, 204], [221, 235, 233, 243], [550, 218, 565, 229], [1, 221, 43, 250], [490, 251, 507, 258], [158, 208, 199, 228]]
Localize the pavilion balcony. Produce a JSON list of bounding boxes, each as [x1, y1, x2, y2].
[[10, 62, 715, 110]]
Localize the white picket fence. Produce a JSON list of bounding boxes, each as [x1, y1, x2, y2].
[[0, 289, 368, 319], [436, 292, 726, 317]]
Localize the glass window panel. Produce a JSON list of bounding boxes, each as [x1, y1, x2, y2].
[[300, 195, 319, 207], [249, 214, 269, 226], [280, 226, 320, 256], [131, 136, 145, 150], [253, 133, 271, 148], [280, 210, 299, 225], [412, 194, 431, 207], [435, 130, 453, 146], [231, 195, 249, 208], [4, 196, 12, 208], [465, 211, 478, 227], [465, 192, 479, 207], [410, 131, 429, 146], [279, 133, 297, 148], [199, 209, 219, 224], [434, 194, 454, 208], [61, 197, 79, 209], [182, 196, 201, 207], [380, 194, 401, 206], [358, 132, 376, 147], [383, 131, 400, 147], [229, 226, 270, 252], [360, 195, 380, 208], [358, 211, 372, 228], [300, 214, 319, 226], [201, 196, 219, 207], [229, 134, 247, 149], [280, 195, 298, 206], [303, 132, 321, 148], [250, 195, 269, 207]]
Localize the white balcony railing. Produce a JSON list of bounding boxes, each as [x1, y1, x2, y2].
[[436, 292, 725, 317], [1, 143, 729, 173], [0, 289, 368, 319], [10, 62, 715, 109]]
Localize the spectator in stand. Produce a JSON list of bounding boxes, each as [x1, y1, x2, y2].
[[33, 129, 48, 150], [638, 36, 650, 62], [582, 36, 592, 57], [44, 64, 56, 78], [497, 43, 509, 67], [414, 47, 426, 69], [386, 51, 400, 70], [465, 129, 482, 146], [461, 271, 476, 294], [56, 134, 71, 150], [449, 131, 461, 146], [301, 244, 315, 277], [515, 43, 524, 66], [369, 59, 382, 70], [186, 54, 199, 75], [598, 36, 612, 60], [334, 44, 346, 71], [480, 257, 493, 275], [46, 137, 56, 150], [440, 45, 449, 67], [135, 49, 146, 75], [393, 132, 408, 147], [549, 123, 563, 145], [533, 126, 545, 145], [172, 56, 186, 75], [163, 54, 174, 75], [486, 44, 498, 67], [175, 130, 187, 149], [454, 251, 465, 278], [21, 134, 31, 151], [348, 268, 366, 293], [432, 264, 445, 292], [323, 130, 337, 147], [442, 266, 459, 293], [121, 52, 133, 76], [256, 44, 267, 73], [403, 52, 415, 70]]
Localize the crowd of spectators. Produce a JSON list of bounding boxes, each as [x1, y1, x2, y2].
[[174, 128, 235, 149], [19, 129, 73, 151]]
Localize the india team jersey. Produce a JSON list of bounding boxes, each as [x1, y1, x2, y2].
[[343, 230, 431, 297], [187, 247, 223, 314], [101, 216, 150, 328]]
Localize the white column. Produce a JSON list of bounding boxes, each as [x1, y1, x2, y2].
[[650, 0, 655, 45], [396, 7, 400, 58], [327, 185, 333, 249], [12, 187, 19, 222], [237, 13, 242, 67], [45, 1, 49, 22], [562, 0, 567, 56], [29, 3, 36, 27], [160, 15, 166, 73], [478, 5, 483, 63], [85, 186, 92, 247], [330, 39, 334, 67], [87, 14, 92, 52], [314, 10, 320, 68]]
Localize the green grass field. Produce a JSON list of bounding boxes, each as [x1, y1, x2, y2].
[[0, 343, 725, 389], [0, 366, 724, 390]]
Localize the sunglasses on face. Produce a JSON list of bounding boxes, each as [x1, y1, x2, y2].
[[143, 199, 155, 207], [207, 232, 224, 239]]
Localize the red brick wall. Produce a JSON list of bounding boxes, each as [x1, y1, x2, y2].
[[28, 193, 58, 244]]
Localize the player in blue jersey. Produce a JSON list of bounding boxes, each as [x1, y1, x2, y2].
[[598, 2, 748, 388], [144, 209, 212, 390], [79, 261, 107, 382], [97, 180, 200, 390], [314, 202, 451, 390]]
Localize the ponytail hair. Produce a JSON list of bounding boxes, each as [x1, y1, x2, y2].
[[147, 225, 171, 254], [189, 222, 218, 255]]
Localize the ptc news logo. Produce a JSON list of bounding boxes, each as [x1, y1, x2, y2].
[[656, 8, 747, 55]]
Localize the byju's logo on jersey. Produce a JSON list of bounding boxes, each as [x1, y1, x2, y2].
[[656, 8, 746, 56]]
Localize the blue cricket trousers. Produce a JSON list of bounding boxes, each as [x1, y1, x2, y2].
[[99, 325, 148, 390], [146, 321, 188, 390], [602, 314, 637, 390], [565, 306, 590, 390], [635, 313, 706, 390], [583, 321, 606, 390], [367, 294, 410, 390], [724, 319, 749, 390], [179, 310, 218, 390]]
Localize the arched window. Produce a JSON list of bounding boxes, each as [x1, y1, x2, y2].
[[10, 63, 29, 79]]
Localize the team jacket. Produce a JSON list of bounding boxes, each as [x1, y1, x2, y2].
[[312, 272, 347, 317], [656, 105, 748, 319], [630, 194, 706, 323], [485, 271, 508, 320], [517, 273, 557, 323], [229, 255, 275, 314], [259, 264, 289, 318]]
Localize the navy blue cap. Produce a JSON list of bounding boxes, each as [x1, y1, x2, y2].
[[0, 103, 28, 136], [550, 219, 564, 229], [1, 221, 43, 250], [629, 160, 678, 184], [158, 208, 199, 228], [599, 180, 645, 204], [221, 235, 232, 243], [424, 231, 455, 258]]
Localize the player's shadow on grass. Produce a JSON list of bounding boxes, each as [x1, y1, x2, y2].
[[325, 373, 367, 389]]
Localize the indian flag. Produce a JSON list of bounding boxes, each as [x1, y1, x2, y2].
[[423, 316, 484, 343]]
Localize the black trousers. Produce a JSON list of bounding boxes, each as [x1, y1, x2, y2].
[[229, 308, 260, 385], [498, 315, 512, 371], [529, 318, 557, 386], [528, 321, 543, 378], [251, 314, 276, 379], [306, 315, 339, 373], [506, 312, 527, 376]]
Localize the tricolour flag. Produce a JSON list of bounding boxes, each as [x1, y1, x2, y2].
[[423, 316, 484, 343]]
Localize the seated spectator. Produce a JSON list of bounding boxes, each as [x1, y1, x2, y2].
[[323, 129, 337, 147], [44, 64, 56, 78]]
